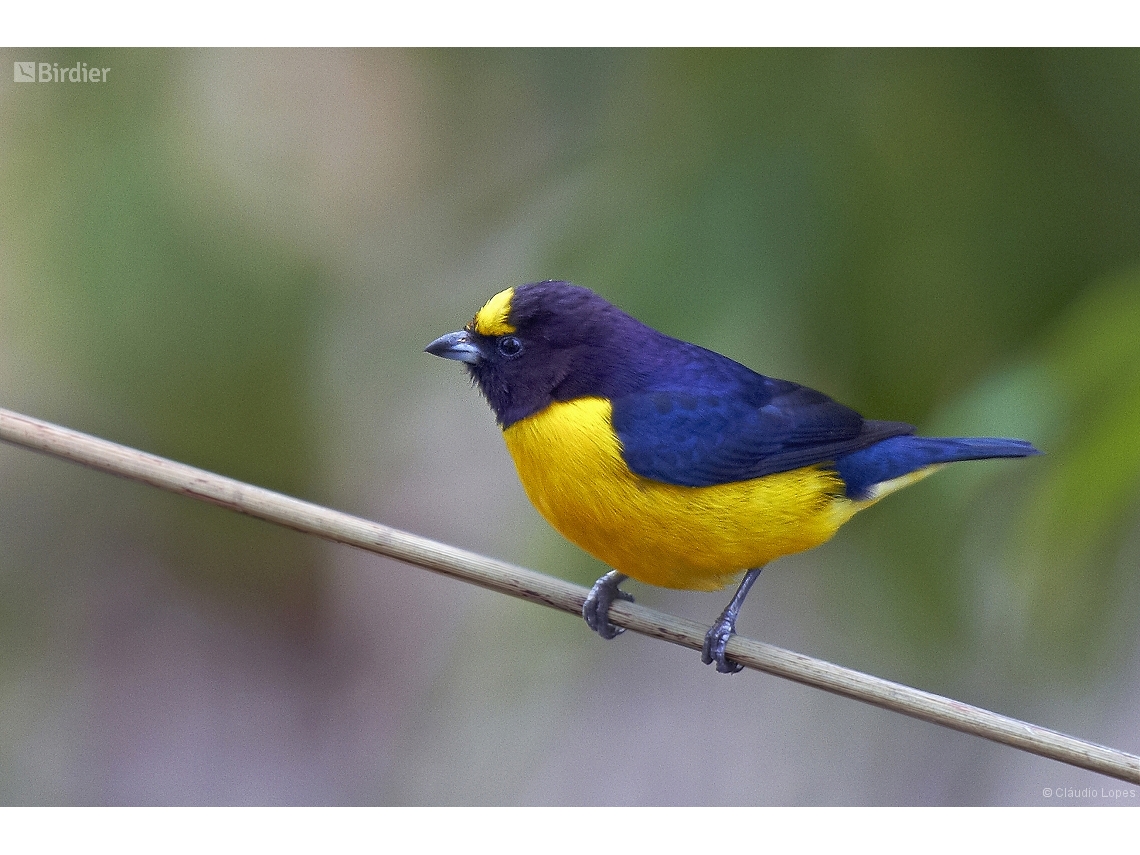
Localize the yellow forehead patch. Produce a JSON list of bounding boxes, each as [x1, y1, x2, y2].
[[470, 287, 517, 336]]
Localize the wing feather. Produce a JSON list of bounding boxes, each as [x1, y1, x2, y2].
[[610, 373, 913, 488]]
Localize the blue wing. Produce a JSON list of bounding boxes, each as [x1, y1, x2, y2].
[[605, 341, 1038, 492], [609, 369, 914, 488]]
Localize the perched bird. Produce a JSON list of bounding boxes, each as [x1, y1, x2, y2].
[[426, 281, 1039, 673]]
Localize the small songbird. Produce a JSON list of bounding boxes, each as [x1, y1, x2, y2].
[[426, 281, 1039, 672]]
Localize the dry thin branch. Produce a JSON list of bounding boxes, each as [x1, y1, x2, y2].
[[1, 405, 1138, 785]]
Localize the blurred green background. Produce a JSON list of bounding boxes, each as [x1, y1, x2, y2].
[[1, 48, 1138, 805]]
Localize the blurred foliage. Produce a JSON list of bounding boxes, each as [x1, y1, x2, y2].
[[1012, 269, 1140, 665], [3, 46, 1140, 676], [1, 49, 325, 625]]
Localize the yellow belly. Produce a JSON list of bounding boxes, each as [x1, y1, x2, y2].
[[502, 397, 873, 591]]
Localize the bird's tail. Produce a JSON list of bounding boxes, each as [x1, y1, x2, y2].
[[835, 435, 1041, 500]]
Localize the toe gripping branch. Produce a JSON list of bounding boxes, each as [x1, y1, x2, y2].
[[701, 567, 763, 674], [583, 566, 765, 676], [582, 570, 633, 639]]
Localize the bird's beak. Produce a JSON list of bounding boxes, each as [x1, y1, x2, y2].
[[425, 330, 484, 365]]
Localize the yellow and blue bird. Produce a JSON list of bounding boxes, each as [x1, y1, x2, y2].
[[427, 281, 1039, 672]]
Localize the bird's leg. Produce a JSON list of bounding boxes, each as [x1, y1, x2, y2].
[[702, 567, 763, 674], [582, 570, 633, 640]]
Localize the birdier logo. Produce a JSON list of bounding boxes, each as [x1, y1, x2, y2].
[[13, 61, 110, 83]]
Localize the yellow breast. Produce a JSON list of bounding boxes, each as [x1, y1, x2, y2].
[[502, 397, 870, 591]]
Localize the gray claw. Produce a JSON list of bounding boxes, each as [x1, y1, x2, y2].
[[701, 621, 745, 673], [583, 570, 632, 639]]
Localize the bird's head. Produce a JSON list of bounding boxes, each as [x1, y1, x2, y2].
[[426, 281, 656, 427]]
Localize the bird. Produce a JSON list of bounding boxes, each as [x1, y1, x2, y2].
[[426, 280, 1039, 673]]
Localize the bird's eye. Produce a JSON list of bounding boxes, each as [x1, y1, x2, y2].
[[497, 336, 524, 358]]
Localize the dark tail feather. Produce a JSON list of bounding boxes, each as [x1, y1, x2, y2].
[[835, 435, 1041, 500]]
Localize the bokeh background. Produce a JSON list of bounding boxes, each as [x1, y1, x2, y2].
[[1, 48, 1138, 805]]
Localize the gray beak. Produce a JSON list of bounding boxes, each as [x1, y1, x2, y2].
[[425, 330, 483, 365]]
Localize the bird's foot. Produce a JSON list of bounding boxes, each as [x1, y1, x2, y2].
[[700, 567, 762, 674], [701, 616, 744, 674], [583, 570, 632, 639]]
